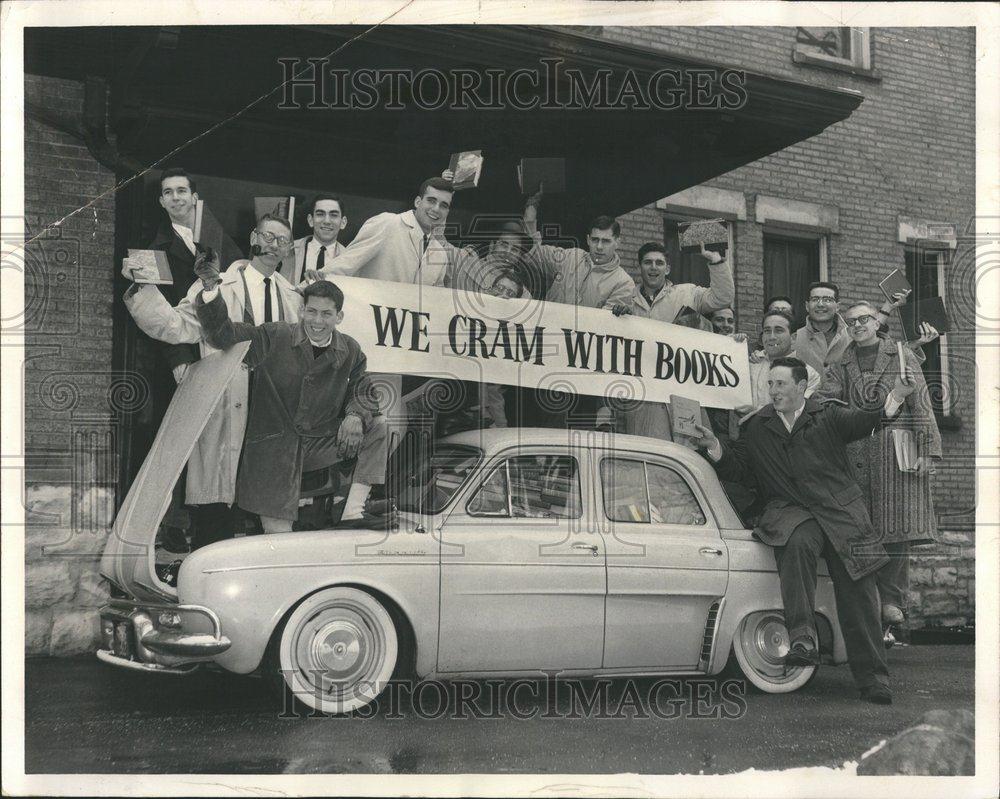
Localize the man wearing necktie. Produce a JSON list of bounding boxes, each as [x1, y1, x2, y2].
[[286, 195, 347, 285], [122, 214, 303, 548]]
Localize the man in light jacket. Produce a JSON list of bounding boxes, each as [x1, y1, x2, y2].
[[281, 194, 347, 286], [793, 281, 852, 376], [123, 216, 303, 548]]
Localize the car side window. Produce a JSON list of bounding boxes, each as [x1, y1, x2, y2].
[[600, 458, 649, 522], [468, 455, 582, 519], [601, 457, 706, 526]]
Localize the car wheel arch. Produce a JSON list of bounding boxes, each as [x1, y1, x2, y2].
[[259, 581, 418, 681]]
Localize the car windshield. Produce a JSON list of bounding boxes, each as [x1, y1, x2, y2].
[[391, 441, 483, 514]]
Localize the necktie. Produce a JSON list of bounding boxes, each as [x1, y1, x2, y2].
[[422, 233, 429, 254], [263, 277, 273, 323], [317, 245, 326, 270]]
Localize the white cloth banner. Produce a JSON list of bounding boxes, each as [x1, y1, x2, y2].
[[333, 275, 752, 410]]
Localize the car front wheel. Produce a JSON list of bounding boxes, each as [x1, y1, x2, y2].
[[276, 586, 398, 715], [731, 610, 816, 693]]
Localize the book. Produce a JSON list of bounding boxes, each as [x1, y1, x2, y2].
[[891, 428, 919, 472], [878, 268, 912, 302], [448, 150, 484, 190], [678, 218, 729, 252], [517, 157, 566, 195], [193, 199, 226, 256], [896, 340, 909, 382], [124, 249, 172, 284], [254, 195, 296, 226], [899, 295, 951, 341], [670, 394, 702, 438]]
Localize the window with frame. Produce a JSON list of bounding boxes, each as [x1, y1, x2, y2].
[[467, 454, 582, 519], [763, 233, 824, 328], [903, 245, 950, 416], [793, 27, 876, 78], [601, 457, 706, 526]]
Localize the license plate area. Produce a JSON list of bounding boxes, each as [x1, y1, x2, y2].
[[101, 609, 136, 660]]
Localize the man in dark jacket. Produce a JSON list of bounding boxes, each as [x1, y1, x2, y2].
[[194, 257, 386, 533], [690, 356, 918, 705]]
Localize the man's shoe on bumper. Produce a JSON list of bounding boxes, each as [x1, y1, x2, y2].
[[783, 639, 821, 667], [882, 604, 905, 625], [860, 685, 893, 705]]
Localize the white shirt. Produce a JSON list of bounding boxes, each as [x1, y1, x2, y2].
[[242, 263, 280, 324], [303, 238, 343, 273], [171, 222, 196, 256]]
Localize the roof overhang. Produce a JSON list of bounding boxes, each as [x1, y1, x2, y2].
[[26, 24, 863, 232]]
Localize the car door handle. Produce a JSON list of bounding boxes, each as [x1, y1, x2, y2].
[[699, 547, 723, 557], [572, 543, 600, 556]]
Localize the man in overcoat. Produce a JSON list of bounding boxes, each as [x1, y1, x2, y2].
[[691, 356, 918, 705], [194, 266, 386, 533], [124, 216, 303, 547]]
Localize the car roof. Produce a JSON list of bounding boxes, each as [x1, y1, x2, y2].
[[441, 427, 710, 468]]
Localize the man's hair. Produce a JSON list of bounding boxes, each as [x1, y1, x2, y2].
[[588, 215, 621, 237], [302, 279, 345, 311], [807, 281, 840, 301], [493, 221, 530, 250], [160, 167, 196, 193], [256, 213, 293, 236], [764, 294, 793, 311], [492, 269, 525, 297], [637, 241, 667, 264], [712, 306, 735, 317], [417, 177, 454, 198], [761, 309, 795, 329], [309, 194, 346, 217], [845, 300, 880, 316], [770, 355, 809, 385]]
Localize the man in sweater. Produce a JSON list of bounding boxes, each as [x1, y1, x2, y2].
[[793, 281, 851, 376]]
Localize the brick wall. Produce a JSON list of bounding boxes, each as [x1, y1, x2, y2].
[[23, 74, 118, 654], [594, 26, 977, 628]]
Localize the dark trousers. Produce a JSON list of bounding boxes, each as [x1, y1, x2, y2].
[[190, 503, 239, 551], [876, 541, 910, 610], [773, 519, 889, 691]]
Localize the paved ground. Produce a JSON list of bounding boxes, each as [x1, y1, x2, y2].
[[23, 645, 973, 774]]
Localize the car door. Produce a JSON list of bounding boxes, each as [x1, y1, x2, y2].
[[598, 450, 729, 670], [436, 446, 607, 673]]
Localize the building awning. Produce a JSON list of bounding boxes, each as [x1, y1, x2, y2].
[[26, 24, 863, 233]]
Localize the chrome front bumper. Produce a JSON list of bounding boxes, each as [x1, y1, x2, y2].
[[97, 598, 231, 673]]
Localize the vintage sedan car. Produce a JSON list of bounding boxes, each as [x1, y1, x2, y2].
[[99, 346, 847, 714]]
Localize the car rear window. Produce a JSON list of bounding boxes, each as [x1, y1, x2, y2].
[[601, 457, 706, 526]]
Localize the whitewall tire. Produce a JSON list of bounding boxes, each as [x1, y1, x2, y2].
[[731, 610, 817, 693], [277, 586, 398, 715]]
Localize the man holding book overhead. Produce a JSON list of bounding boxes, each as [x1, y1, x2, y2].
[[816, 301, 942, 633]]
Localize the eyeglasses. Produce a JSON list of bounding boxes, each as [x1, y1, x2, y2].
[[844, 315, 876, 328], [808, 296, 838, 305], [256, 230, 292, 247]]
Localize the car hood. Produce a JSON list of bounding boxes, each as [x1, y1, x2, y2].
[[100, 343, 250, 601]]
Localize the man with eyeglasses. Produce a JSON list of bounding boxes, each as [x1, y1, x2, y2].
[[793, 281, 852, 377], [122, 213, 303, 548]]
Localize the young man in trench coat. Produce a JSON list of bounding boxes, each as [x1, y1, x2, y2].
[[690, 356, 919, 705], [194, 260, 387, 533]]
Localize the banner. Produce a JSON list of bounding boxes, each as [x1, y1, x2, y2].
[[333, 276, 752, 410]]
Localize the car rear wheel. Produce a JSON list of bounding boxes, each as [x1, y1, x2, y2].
[[277, 586, 398, 715], [731, 610, 816, 693]]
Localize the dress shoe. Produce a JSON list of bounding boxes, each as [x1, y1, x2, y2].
[[784, 638, 821, 667], [881, 604, 905, 625], [860, 684, 893, 705]]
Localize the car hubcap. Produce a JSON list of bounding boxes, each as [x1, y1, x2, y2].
[[293, 604, 384, 697], [740, 612, 801, 681]]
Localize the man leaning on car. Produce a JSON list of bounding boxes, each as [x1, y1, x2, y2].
[[689, 356, 919, 706]]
